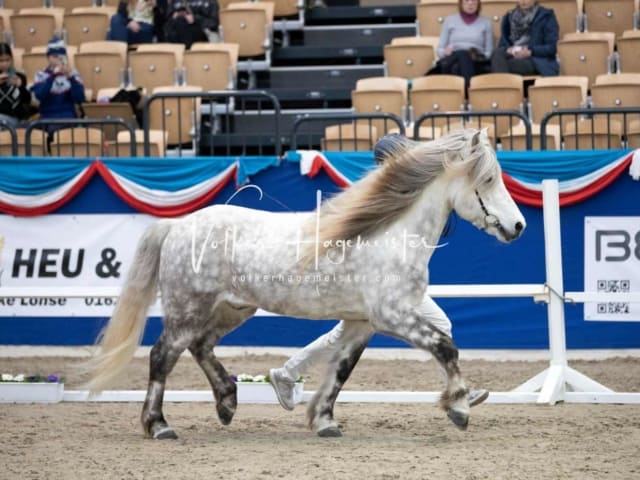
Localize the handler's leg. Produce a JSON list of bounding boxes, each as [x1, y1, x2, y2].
[[270, 321, 347, 410]]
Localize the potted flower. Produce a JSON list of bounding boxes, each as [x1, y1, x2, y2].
[[0, 374, 64, 404], [231, 373, 304, 405]]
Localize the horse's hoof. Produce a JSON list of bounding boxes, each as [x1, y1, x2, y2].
[[317, 426, 343, 438], [216, 403, 236, 426], [152, 427, 178, 440], [447, 409, 469, 431]]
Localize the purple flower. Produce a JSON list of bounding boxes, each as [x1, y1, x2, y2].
[[46, 375, 60, 383]]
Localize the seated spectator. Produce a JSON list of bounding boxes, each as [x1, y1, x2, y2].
[[490, 0, 559, 76], [0, 43, 32, 128], [430, 0, 493, 93], [108, 0, 156, 45], [164, 0, 219, 48], [153, 0, 169, 42], [30, 38, 85, 126]]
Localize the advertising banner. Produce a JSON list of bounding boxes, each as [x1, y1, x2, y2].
[[0, 214, 163, 317], [584, 216, 640, 321]]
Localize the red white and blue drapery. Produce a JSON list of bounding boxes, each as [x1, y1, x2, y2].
[[291, 149, 640, 208], [0, 150, 638, 216], [0, 156, 278, 216]]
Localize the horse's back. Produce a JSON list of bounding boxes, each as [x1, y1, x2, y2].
[[184, 204, 307, 227], [157, 204, 307, 290]]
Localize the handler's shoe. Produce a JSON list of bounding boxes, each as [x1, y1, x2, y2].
[[269, 368, 296, 411], [468, 389, 489, 407]]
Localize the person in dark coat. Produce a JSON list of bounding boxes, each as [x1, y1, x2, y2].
[[0, 43, 32, 127], [490, 0, 559, 76], [164, 0, 219, 49]]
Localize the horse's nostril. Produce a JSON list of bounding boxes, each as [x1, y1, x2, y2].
[[515, 221, 524, 232]]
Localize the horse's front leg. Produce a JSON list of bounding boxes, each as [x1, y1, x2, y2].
[[371, 305, 470, 430], [306, 320, 374, 437]]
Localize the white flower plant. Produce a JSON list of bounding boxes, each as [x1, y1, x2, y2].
[[1, 373, 65, 404], [232, 373, 304, 383], [1, 373, 63, 383]]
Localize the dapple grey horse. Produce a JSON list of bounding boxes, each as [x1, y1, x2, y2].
[[88, 129, 525, 439]]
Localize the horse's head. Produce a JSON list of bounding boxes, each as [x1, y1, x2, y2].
[[445, 129, 525, 243]]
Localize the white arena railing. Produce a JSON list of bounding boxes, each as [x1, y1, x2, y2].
[[2, 180, 639, 405]]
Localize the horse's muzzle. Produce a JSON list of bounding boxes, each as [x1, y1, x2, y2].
[[504, 220, 525, 241]]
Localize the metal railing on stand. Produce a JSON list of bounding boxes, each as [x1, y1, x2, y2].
[[290, 112, 406, 151], [141, 90, 283, 157], [540, 107, 640, 150], [414, 110, 532, 150], [25, 118, 137, 157], [0, 120, 18, 156]]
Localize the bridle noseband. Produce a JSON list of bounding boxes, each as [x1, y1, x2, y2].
[[475, 189, 506, 235]]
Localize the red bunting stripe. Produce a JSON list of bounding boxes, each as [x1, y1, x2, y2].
[[0, 163, 98, 217], [95, 161, 238, 217], [503, 154, 632, 207], [306, 153, 350, 188]]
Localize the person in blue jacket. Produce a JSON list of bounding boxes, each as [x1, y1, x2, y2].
[[490, 0, 559, 76], [31, 38, 86, 124]]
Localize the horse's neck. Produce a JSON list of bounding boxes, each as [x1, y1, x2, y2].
[[388, 175, 452, 266]]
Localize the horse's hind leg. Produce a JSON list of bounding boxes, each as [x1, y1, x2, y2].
[[189, 333, 238, 426], [306, 320, 374, 437], [141, 330, 191, 439], [189, 304, 256, 426]]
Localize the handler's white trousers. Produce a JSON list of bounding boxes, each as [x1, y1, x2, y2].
[[281, 295, 452, 381]]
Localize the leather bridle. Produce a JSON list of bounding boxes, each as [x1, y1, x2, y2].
[[475, 189, 507, 237]]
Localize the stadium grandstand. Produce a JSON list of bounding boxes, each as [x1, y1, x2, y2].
[[0, 0, 639, 155]]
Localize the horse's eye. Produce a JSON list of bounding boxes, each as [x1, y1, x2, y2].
[[485, 176, 494, 185]]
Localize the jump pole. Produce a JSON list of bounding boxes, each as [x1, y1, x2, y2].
[[513, 179, 613, 403]]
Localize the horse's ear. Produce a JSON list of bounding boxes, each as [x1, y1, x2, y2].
[[471, 130, 481, 146]]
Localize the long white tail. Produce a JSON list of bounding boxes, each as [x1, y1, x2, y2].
[[87, 220, 173, 393]]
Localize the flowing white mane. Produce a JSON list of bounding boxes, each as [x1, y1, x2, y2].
[[304, 129, 500, 259]]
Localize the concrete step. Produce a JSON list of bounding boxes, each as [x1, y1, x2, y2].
[[266, 65, 384, 89], [273, 45, 384, 66], [305, 4, 416, 26], [302, 23, 416, 47]]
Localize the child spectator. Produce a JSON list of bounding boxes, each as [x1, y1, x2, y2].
[[30, 38, 85, 124]]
